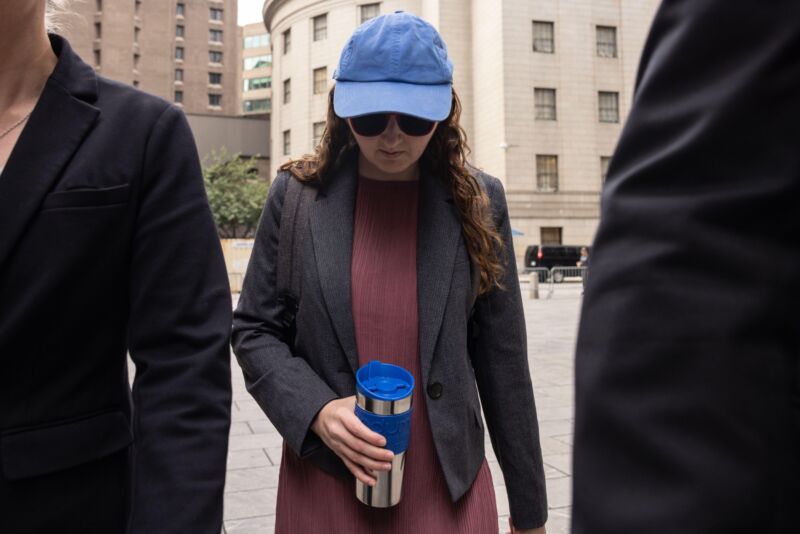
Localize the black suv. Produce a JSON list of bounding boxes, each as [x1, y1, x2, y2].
[[523, 245, 588, 281]]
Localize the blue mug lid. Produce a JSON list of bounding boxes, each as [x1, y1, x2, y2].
[[356, 361, 414, 401]]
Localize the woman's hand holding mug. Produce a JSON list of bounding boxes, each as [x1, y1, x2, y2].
[[311, 396, 394, 487]]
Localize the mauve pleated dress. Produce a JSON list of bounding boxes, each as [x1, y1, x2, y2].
[[274, 175, 498, 533]]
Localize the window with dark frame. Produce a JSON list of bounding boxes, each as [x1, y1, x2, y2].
[[175, 47, 184, 60], [283, 78, 291, 104], [313, 121, 325, 147], [360, 3, 380, 23], [244, 77, 271, 91], [208, 94, 222, 107], [283, 129, 291, 155], [596, 26, 618, 58], [598, 91, 620, 122], [133, 53, 140, 70], [283, 29, 291, 54], [210, 29, 223, 42], [244, 34, 269, 48], [176, 25, 184, 38], [313, 67, 327, 95], [536, 155, 559, 192], [209, 50, 223, 63], [94, 22, 102, 39], [243, 99, 270, 113], [174, 90, 183, 103], [210, 7, 223, 21], [93, 49, 101, 66], [209, 72, 222, 85], [540, 227, 563, 245], [534, 88, 556, 120], [313, 14, 328, 41], [96, 0, 102, 11], [532, 21, 554, 53], [243, 55, 271, 70], [176, 3, 185, 17], [175, 68, 184, 82]]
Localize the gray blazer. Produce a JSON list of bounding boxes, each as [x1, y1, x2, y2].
[[232, 156, 547, 528]]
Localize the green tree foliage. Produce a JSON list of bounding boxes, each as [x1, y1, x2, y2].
[[203, 150, 268, 238]]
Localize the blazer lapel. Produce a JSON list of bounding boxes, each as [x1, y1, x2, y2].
[[309, 158, 360, 373], [0, 35, 99, 271], [417, 170, 461, 383]]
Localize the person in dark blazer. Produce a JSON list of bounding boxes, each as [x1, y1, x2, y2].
[[233, 12, 547, 534], [0, 3, 232, 533], [573, 1, 800, 532]]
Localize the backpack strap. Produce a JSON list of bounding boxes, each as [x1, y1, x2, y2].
[[277, 174, 316, 316]]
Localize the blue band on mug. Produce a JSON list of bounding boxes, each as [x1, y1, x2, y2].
[[354, 404, 413, 454]]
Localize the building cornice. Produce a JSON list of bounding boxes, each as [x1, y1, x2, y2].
[[263, 0, 291, 32]]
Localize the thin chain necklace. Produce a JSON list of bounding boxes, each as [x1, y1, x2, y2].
[[0, 112, 33, 141]]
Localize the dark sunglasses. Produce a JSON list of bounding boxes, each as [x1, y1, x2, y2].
[[349, 113, 436, 137]]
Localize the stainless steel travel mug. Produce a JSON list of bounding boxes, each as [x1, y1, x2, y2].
[[354, 360, 414, 507]]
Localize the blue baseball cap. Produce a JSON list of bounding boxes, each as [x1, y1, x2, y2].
[[333, 11, 454, 121]]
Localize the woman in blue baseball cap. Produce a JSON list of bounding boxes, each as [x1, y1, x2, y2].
[[233, 11, 547, 534]]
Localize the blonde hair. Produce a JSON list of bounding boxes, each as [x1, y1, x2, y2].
[[45, 0, 72, 34]]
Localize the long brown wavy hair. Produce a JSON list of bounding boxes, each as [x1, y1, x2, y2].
[[279, 86, 506, 295]]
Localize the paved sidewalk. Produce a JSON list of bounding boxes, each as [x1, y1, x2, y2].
[[224, 286, 581, 533]]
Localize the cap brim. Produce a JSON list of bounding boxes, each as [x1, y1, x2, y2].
[[334, 80, 452, 121]]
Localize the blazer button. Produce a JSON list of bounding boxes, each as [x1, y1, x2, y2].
[[427, 382, 443, 399]]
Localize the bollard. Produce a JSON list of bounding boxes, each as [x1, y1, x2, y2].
[[528, 272, 539, 299]]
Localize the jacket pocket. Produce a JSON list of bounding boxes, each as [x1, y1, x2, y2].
[[0, 410, 133, 480], [40, 184, 130, 210]]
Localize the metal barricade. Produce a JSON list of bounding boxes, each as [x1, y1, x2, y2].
[[547, 266, 587, 298], [523, 267, 551, 283]]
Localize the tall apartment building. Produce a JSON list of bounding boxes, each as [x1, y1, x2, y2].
[[61, 0, 239, 116], [239, 22, 272, 116], [263, 0, 660, 254]]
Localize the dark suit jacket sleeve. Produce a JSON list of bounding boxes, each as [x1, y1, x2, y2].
[[573, 1, 800, 533], [471, 175, 548, 529], [126, 105, 233, 534], [231, 172, 339, 458]]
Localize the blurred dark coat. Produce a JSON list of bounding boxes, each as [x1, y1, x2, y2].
[[0, 36, 232, 534], [573, 1, 800, 532]]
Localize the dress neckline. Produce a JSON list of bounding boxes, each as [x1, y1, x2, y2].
[[358, 174, 419, 186]]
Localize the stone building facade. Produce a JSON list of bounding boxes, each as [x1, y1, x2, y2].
[[263, 0, 661, 252]]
